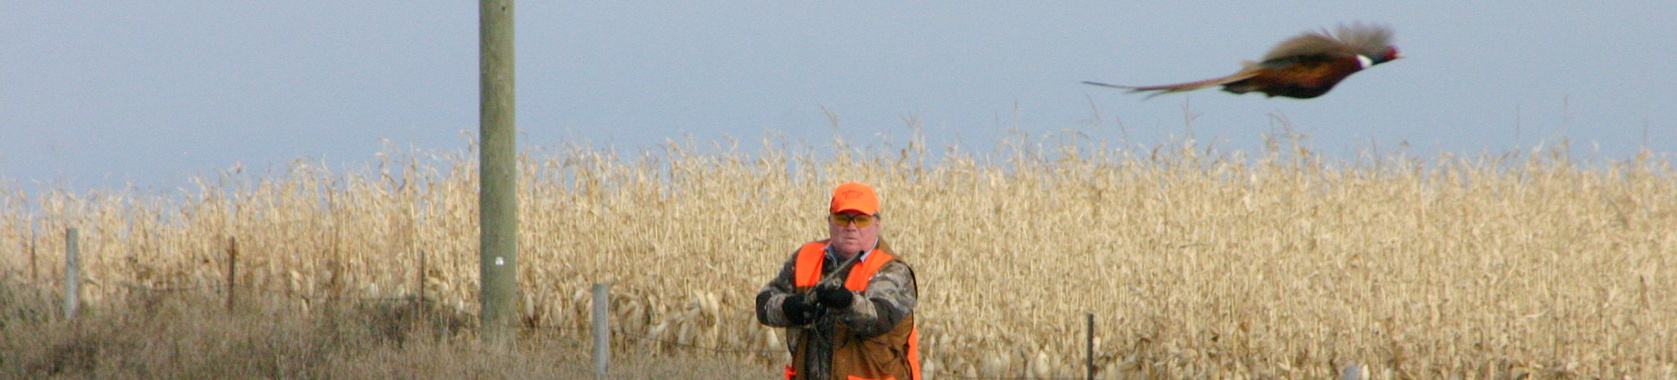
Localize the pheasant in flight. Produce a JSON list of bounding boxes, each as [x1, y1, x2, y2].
[[1085, 24, 1402, 99]]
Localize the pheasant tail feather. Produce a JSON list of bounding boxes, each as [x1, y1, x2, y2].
[[1083, 69, 1259, 99]]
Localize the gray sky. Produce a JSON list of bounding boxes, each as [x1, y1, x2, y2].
[[5, 2, 1675, 191]]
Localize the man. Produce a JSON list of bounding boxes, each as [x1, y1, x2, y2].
[[756, 182, 920, 380]]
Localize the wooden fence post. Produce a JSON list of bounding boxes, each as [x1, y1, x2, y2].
[[593, 283, 611, 378], [28, 221, 37, 284], [226, 236, 238, 312], [418, 249, 428, 307], [63, 228, 80, 320]]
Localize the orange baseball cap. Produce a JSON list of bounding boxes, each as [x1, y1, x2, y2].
[[829, 182, 880, 215]]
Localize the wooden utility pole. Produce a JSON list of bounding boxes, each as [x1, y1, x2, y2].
[[479, 0, 518, 343]]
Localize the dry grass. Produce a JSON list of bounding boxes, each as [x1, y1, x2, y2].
[[0, 276, 774, 378], [2, 134, 1675, 379]]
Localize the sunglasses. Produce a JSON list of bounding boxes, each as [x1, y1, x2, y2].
[[828, 213, 877, 227]]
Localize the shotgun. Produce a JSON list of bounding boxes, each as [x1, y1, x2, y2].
[[795, 250, 866, 323]]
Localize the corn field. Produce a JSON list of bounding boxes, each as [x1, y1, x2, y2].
[[2, 135, 1675, 379]]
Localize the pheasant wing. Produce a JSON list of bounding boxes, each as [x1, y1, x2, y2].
[[1261, 24, 1393, 65]]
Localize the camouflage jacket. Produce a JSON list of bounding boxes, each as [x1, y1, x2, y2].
[[755, 238, 919, 380]]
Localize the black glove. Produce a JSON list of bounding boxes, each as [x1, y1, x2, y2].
[[814, 283, 855, 310], [782, 295, 820, 325]]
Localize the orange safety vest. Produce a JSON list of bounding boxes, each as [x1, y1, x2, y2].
[[787, 240, 921, 380]]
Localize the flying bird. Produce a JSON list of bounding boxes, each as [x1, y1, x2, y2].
[[1084, 24, 1402, 99]]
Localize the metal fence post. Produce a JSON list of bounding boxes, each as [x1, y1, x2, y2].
[[1087, 313, 1095, 380]]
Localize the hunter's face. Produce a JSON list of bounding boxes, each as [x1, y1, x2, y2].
[[827, 211, 878, 258]]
